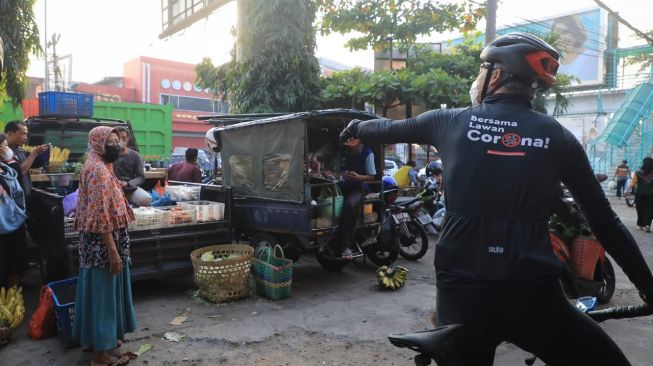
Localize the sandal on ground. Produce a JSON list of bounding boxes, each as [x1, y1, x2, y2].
[[84, 340, 123, 353], [341, 248, 353, 260], [647, 226, 651, 233], [638, 226, 644, 230], [90, 353, 131, 366]]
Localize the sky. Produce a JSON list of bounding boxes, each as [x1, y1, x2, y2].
[[26, 0, 653, 84]]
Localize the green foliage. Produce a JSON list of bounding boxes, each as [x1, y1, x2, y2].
[[196, 0, 321, 113], [315, 0, 485, 52], [318, 38, 482, 114], [0, 0, 42, 107], [625, 29, 653, 72], [531, 32, 575, 116]]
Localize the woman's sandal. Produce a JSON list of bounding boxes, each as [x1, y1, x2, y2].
[[84, 340, 123, 353], [91, 354, 132, 366]]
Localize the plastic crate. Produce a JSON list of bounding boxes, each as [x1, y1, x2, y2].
[[63, 217, 78, 237], [158, 206, 197, 226], [47, 277, 79, 347], [38, 91, 94, 117], [165, 185, 201, 202], [128, 207, 168, 231], [178, 201, 225, 222], [21, 98, 39, 118]]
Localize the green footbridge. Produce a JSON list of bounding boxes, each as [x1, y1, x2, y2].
[[590, 74, 653, 174]]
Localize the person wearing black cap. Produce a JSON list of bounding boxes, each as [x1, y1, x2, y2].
[[340, 32, 653, 365]]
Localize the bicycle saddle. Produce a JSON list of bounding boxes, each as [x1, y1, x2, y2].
[[388, 324, 464, 357]]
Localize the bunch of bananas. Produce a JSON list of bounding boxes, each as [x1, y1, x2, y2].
[[50, 146, 70, 163], [0, 287, 25, 329], [376, 265, 409, 290]]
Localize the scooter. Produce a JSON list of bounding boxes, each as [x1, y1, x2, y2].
[[549, 176, 616, 303]]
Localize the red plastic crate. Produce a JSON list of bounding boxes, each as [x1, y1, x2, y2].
[[21, 98, 39, 118]]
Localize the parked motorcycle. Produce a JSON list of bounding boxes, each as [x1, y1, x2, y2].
[[549, 176, 616, 303], [317, 180, 401, 270], [392, 197, 430, 260]]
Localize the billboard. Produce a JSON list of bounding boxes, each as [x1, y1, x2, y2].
[[446, 8, 608, 86], [499, 8, 607, 86]]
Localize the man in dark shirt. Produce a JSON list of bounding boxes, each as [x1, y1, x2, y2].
[[4, 120, 49, 204], [340, 32, 653, 365], [168, 148, 202, 183], [113, 127, 150, 206]]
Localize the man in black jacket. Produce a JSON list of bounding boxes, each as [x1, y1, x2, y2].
[[341, 32, 653, 365]]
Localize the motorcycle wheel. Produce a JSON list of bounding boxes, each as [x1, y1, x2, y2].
[[595, 257, 616, 304], [625, 194, 635, 207], [399, 221, 430, 260], [365, 238, 400, 266]]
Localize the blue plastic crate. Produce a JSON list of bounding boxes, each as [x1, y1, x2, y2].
[[47, 277, 79, 347], [39, 91, 94, 117]]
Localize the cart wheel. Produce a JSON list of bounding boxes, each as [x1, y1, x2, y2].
[[251, 233, 280, 257], [316, 249, 348, 272]]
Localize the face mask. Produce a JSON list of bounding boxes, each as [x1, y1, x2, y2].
[[0, 147, 13, 162], [120, 140, 127, 149], [102, 145, 121, 163], [469, 79, 480, 107]]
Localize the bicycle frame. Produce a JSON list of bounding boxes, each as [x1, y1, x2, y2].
[[388, 298, 653, 366]]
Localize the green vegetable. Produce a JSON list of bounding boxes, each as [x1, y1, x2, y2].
[[200, 252, 214, 262]]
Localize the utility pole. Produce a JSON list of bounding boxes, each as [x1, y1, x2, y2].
[[485, 0, 497, 45], [43, 0, 49, 91], [593, 0, 653, 46]]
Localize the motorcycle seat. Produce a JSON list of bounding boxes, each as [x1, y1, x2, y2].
[[388, 324, 464, 357], [394, 196, 421, 207]]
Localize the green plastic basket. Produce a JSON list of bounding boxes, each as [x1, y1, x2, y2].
[[317, 184, 343, 220], [251, 246, 293, 301]]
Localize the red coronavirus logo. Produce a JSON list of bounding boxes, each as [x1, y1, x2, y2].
[[501, 133, 521, 148]]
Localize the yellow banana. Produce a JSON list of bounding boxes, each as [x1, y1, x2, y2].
[[7, 287, 15, 301], [0, 305, 13, 325], [6, 297, 16, 314]]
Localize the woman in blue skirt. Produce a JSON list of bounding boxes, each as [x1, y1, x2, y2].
[[73, 126, 136, 366]]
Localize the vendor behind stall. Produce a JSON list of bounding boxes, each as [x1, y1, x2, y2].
[[4, 120, 49, 205], [113, 127, 150, 206]]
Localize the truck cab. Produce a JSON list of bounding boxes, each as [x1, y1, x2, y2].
[[24, 116, 232, 282]]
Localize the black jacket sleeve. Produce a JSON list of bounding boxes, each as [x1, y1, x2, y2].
[[559, 130, 653, 298], [356, 109, 463, 148]]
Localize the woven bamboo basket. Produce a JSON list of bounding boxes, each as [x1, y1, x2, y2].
[[46, 161, 65, 173], [190, 244, 254, 303], [0, 326, 12, 347]]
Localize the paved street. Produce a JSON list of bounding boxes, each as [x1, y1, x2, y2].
[[1, 197, 652, 365]]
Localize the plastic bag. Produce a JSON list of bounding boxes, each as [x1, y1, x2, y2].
[[608, 180, 617, 191], [150, 190, 174, 207], [28, 287, 56, 340], [62, 189, 79, 217]]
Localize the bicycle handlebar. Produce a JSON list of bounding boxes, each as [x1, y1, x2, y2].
[[587, 303, 653, 322]]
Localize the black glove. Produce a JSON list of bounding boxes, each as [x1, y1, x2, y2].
[[340, 119, 362, 142]]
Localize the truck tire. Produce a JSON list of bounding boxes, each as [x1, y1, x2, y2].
[[250, 233, 280, 257], [316, 249, 349, 272]]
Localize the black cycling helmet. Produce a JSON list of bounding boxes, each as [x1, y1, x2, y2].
[[479, 32, 560, 97]]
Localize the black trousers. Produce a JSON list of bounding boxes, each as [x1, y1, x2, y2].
[[0, 224, 28, 285], [436, 281, 631, 366], [616, 178, 627, 197], [635, 194, 653, 228], [337, 186, 363, 251]]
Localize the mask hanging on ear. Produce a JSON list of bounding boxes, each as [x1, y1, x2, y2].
[[469, 79, 480, 107], [0, 147, 14, 162]]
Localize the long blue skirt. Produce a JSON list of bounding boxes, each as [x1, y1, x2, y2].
[[72, 266, 137, 351]]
